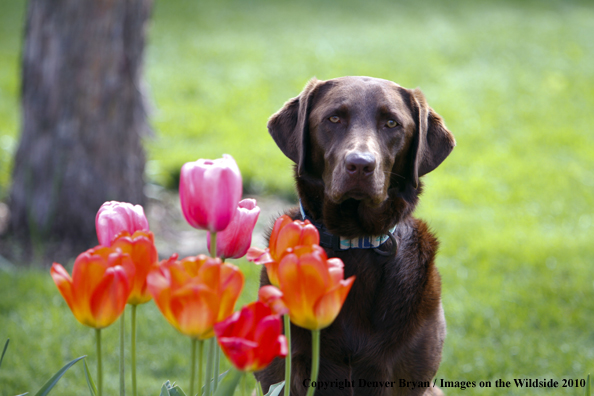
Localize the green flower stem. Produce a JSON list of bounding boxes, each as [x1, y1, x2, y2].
[[305, 329, 321, 396], [209, 232, 220, 393], [205, 338, 216, 396], [131, 304, 138, 396], [96, 328, 103, 396], [241, 371, 247, 396], [209, 232, 217, 259], [214, 345, 220, 392], [284, 314, 292, 396], [198, 340, 205, 396], [119, 312, 125, 396], [190, 339, 196, 396]]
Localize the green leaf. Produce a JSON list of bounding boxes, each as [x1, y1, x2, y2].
[[0, 338, 9, 370], [160, 380, 186, 396], [15, 393, 29, 396], [201, 369, 230, 395], [34, 355, 86, 396], [212, 368, 242, 396], [586, 374, 591, 396], [83, 358, 97, 396], [256, 381, 264, 396], [168, 385, 187, 396], [217, 369, 229, 384], [160, 380, 173, 396], [263, 381, 285, 396]]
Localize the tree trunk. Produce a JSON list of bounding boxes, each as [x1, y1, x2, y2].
[[5, 0, 153, 264]]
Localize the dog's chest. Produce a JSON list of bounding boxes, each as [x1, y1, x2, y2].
[[323, 250, 403, 354]]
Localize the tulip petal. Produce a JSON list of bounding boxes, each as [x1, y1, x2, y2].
[[258, 285, 288, 315], [213, 310, 241, 338], [227, 302, 257, 340], [95, 201, 149, 247], [218, 337, 258, 371], [277, 254, 317, 329], [71, 248, 112, 314], [252, 315, 284, 370], [179, 161, 208, 229], [246, 247, 269, 263], [179, 156, 242, 233], [170, 284, 219, 339], [215, 301, 286, 372], [264, 261, 281, 287], [146, 268, 179, 329], [112, 233, 158, 305], [313, 276, 356, 330], [218, 264, 244, 321], [268, 215, 293, 258], [301, 223, 320, 246], [168, 261, 192, 288], [89, 266, 131, 328], [179, 255, 208, 278], [327, 262, 345, 287], [209, 199, 260, 259], [50, 263, 77, 317], [274, 223, 305, 259]]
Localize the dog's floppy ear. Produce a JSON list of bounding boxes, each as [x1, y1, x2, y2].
[[268, 78, 321, 176], [410, 88, 456, 188]]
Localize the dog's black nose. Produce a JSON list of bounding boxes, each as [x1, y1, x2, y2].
[[345, 152, 376, 177]]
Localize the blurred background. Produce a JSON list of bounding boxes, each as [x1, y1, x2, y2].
[[0, 0, 593, 394]]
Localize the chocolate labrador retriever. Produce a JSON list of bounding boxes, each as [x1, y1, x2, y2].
[[256, 76, 455, 395]]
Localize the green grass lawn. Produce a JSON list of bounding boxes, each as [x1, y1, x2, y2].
[[1, 0, 594, 394]]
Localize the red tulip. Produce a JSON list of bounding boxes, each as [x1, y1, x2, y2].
[[277, 245, 355, 330], [95, 201, 149, 247], [111, 230, 158, 305], [51, 246, 135, 329], [147, 254, 244, 339], [179, 155, 243, 233], [214, 301, 287, 372], [207, 199, 260, 259], [247, 215, 319, 286]]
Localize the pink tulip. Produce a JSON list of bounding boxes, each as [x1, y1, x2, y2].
[[206, 199, 260, 259], [95, 201, 149, 247], [179, 155, 243, 233]]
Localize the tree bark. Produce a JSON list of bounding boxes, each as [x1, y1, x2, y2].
[[5, 0, 153, 263]]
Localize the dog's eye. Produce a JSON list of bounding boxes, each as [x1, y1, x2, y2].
[[329, 116, 340, 123], [386, 120, 398, 128]]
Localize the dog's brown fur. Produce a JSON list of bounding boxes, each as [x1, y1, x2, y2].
[[256, 76, 455, 395]]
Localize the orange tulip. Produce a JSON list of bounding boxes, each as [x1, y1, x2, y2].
[[51, 246, 134, 329], [146, 254, 244, 339], [247, 215, 319, 286], [277, 244, 355, 330], [111, 230, 158, 305]]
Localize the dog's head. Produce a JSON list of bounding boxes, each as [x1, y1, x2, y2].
[[269, 76, 455, 235]]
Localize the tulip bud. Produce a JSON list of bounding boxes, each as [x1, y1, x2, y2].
[[95, 201, 149, 247], [179, 154, 243, 233], [206, 199, 260, 259]]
